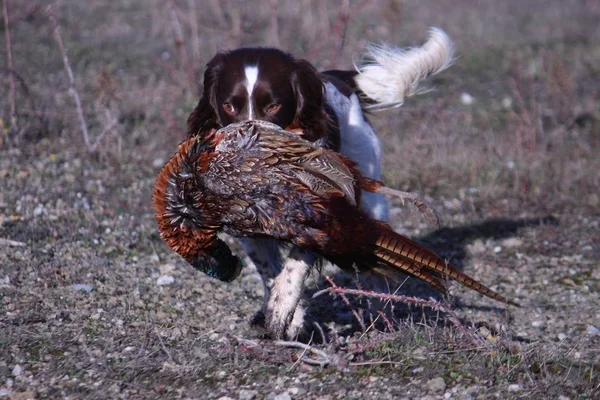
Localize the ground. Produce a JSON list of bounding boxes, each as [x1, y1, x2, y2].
[[0, 1, 599, 399]]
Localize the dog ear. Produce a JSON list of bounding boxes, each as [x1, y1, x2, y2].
[[291, 59, 328, 142], [187, 53, 225, 137]]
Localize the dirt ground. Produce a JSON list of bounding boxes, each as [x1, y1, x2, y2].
[[1, 1, 599, 399]]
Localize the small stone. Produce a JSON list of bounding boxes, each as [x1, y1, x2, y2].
[[287, 387, 300, 395], [216, 370, 227, 380], [156, 275, 174, 286], [0, 275, 10, 287], [12, 364, 23, 377], [239, 389, 258, 400], [273, 393, 292, 400], [444, 393, 452, 399], [557, 333, 567, 341], [493, 246, 502, 254], [33, 204, 44, 217], [531, 320, 545, 328], [586, 325, 600, 336], [501, 238, 523, 248], [501, 96, 513, 109], [508, 384, 521, 392], [460, 92, 475, 105], [217, 397, 235, 400], [72, 284, 94, 293], [426, 377, 446, 393], [558, 396, 570, 400], [153, 158, 165, 168]]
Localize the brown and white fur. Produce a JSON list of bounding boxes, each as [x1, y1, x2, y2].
[[186, 28, 454, 338]]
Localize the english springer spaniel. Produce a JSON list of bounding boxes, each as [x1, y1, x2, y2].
[[186, 28, 454, 339]]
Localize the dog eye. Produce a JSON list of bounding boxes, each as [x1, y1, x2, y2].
[[222, 102, 235, 114], [265, 104, 281, 114]]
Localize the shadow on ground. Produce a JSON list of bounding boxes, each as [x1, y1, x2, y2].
[[297, 215, 559, 342]]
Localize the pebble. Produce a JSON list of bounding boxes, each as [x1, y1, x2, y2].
[[156, 275, 175, 286], [531, 320, 545, 328], [493, 246, 502, 254], [239, 389, 258, 400], [33, 204, 44, 217], [557, 333, 567, 341], [273, 393, 292, 400], [508, 384, 521, 392], [216, 370, 227, 380], [0, 275, 10, 287], [217, 397, 235, 400], [153, 158, 165, 168], [12, 364, 23, 377], [460, 92, 475, 105], [426, 377, 446, 393], [501, 96, 513, 109], [586, 325, 600, 336], [501, 237, 523, 248], [72, 284, 94, 293]]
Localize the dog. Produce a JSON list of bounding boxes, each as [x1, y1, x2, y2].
[[186, 28, 454, 338]]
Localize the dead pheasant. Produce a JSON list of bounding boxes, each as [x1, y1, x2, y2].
[[153, 120, 518, 330]]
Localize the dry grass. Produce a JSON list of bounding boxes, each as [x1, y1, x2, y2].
[[0, 0, 599, 398]]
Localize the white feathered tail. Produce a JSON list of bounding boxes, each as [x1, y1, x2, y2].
[[355, 28, 455, 111]]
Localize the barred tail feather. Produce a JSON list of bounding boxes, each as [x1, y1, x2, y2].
[[355, 27, 455, 110], [374, 226, 519, 306]]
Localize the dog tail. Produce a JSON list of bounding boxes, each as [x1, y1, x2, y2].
[[354, 27, 455, 111]]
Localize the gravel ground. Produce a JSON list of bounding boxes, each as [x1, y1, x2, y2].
[[1, 139, 598, 398]]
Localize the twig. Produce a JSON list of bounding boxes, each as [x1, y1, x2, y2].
[[47, 5, 91, 151], [273, 340, 332, 367], [315, 285, 441, 310], [287, 331, 314, 372], [167, 1, 189, 75], [312, 321, 327, 345], [314, 284, 486, 346], [187, 0, 200, 66], [324, 276, 366, 331], [155, 326, 176, 365], [2, 0, 16, 129], [350, 360, 404, 366], [90, 117, 118, 152], [0, 238, 26, 247]]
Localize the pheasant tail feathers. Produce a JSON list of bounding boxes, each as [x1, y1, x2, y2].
[[373, 225, 519, 306]]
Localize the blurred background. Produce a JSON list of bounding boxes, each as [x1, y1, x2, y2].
[[2, 0, 599, 206]]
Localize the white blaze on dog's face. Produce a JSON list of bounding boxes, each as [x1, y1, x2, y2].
[[212, 49, 303, 129], [244, 66, 259, 120]]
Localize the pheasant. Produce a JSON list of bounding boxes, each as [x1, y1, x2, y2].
[[153, 120, 518, 338]]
